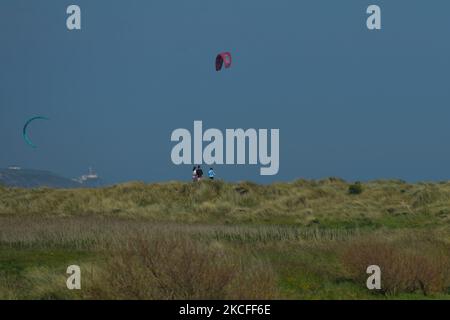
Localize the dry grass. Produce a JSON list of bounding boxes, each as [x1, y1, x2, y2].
[[0, 216, 360, 250]]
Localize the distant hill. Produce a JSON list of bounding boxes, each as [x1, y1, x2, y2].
[[0, 168, 81, 189]]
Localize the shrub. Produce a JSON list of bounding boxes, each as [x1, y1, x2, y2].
[[87, 234, 278, 299], [341, 239, 450, 295], [348, 182, 363, 195]]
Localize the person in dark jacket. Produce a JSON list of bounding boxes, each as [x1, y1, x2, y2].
[[196, 165, 204, 181]]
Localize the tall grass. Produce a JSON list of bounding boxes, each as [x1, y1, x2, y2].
[[0, 217, 359, 250]]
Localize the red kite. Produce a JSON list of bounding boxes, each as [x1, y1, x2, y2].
[[215, 52, 232, 71]]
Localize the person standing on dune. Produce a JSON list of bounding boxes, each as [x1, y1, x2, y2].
[[208, 168, 216, 180]]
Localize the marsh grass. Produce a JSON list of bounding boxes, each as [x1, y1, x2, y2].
[[0, 179, 449, 299]]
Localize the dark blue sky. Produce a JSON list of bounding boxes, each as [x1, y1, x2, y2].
[[1, 0, 450, 183]]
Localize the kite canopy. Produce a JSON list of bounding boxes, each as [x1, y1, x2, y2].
[[215, 52, 232, 71], [23, 116, 49, 148]]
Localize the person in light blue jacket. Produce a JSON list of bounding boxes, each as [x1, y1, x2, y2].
[[208, 168, 216, 180]]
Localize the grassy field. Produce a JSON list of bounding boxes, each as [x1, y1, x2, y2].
[[0, 178, 449, 299]]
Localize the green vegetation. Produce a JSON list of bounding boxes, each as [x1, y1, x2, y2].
[[0, 179, 449, 299]]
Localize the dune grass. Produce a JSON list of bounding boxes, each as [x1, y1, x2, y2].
[[1, 179, 450, 228], [0, 179, 449, 299]]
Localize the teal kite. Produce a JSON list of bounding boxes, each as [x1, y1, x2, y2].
[[23, 116, 49, 148]]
